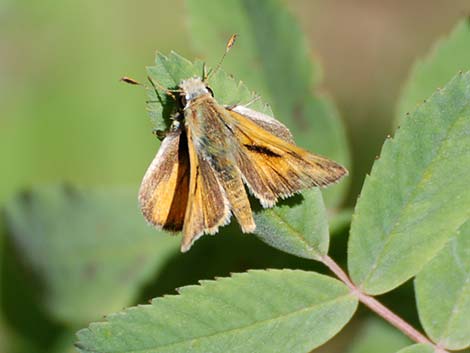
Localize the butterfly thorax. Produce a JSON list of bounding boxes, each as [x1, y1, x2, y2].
[[179, 77, 210, 103], [180, 78, 236, 173]]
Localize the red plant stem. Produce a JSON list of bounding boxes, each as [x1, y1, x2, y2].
[[321, 255, 448, 353]]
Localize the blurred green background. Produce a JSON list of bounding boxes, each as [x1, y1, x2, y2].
[[1, 0, 470, 352], [2, 0, 469, 204]]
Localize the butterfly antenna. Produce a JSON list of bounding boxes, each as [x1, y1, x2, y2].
[[120, 76, 179, 102], [120, 76, 143, 86], [205, 33, 237, 82], [147, 76, 181, 101]]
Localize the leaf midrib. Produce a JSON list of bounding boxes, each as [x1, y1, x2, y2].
[[97, 293, 354, 353], [360, 110, 467, 289], [264, 204, 323, 259]]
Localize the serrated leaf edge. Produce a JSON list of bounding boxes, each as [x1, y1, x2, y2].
[[396, 19, 470, 122], [354, 72, 470, 290], [77, 270, 356, 352]]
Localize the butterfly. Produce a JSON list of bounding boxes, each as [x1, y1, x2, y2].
[[134, 35, 348, 252]]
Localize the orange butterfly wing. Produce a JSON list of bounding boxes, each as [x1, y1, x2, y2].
[[227, 109, 348, 207], [180, 124, 232, 251], [138, 128, 190, 231]]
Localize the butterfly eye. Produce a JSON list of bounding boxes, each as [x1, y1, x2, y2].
[[206, 86, 214, 97], [178, 94, 186, 107]]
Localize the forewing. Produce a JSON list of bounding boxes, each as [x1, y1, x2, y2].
[[181, 124, 231, 252], [138, 128, 190, 231], [228, 105, 294, 143], [228, 110, 348, 207]]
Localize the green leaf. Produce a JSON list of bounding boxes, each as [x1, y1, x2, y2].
[[415, 219, 470, 350], [147, 52, 331, 258], [76, 270, 358, 353], [348, 72, 470, 294], [347, 318, 410, 353], [186, 0, 350, 207], [397, 19, 470, 124], [253, 189, 329, 260], [4, 185, 179, 324], [146, 51, 273, 131], [395, 344, 434, 353]]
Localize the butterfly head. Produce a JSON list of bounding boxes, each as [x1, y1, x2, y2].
[[179, 77, 213, 104]]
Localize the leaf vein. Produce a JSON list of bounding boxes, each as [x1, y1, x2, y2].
[[106, 294, 354, 353], [361, 111, 467, 287]]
